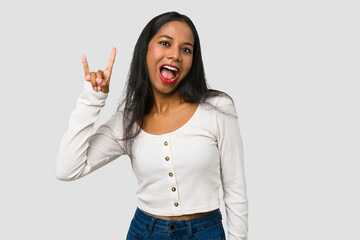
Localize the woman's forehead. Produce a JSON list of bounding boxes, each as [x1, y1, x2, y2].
[[155, 21, 194, 43]]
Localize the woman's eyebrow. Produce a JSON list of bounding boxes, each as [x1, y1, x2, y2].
[[158, 35, 194, 47]]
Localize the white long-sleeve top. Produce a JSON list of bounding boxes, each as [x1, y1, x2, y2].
[[56, 80, 248, 240]]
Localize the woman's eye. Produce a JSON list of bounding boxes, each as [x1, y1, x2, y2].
[[160, 41, 170, 46], [182, 48, 192, 54]]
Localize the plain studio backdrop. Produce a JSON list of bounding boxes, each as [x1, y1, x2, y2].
[[0, 0, 359, 239]]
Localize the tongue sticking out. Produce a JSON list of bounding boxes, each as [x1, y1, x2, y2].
[[160, 68, 175, 80]]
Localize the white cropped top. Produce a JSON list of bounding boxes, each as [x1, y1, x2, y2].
[[55, 80, 248, 240]]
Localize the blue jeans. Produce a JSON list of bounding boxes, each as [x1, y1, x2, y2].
[[126, 207, 226, 240]]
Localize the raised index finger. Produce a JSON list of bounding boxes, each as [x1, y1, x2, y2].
[[82, 55, 90, 76], [105, 47, 116, 73]]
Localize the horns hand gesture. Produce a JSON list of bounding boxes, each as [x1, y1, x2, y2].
[[82, 47, 116, 93]]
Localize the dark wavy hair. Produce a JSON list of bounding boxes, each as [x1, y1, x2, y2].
[[116, 11, 233, 160]]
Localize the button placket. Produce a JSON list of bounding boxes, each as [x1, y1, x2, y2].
[[162, 136, 181, 211]]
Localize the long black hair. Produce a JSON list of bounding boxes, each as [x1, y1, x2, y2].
[[116, 11, 233, 160]]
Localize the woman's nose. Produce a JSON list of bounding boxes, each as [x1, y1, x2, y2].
[[167, 47, 181, 62]]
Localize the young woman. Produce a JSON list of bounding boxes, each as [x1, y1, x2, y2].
[[56, 11, 248, 240]]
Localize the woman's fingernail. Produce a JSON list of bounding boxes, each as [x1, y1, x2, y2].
[[97, 86, 101, 91], [96, 78, 102, 84]]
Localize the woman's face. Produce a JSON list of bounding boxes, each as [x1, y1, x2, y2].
[[146, 20, 194, 96]]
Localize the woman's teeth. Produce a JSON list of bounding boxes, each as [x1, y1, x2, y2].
[[163, 65, 178, 72]]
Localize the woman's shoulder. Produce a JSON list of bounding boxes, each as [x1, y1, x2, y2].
[[203, 92, 237, 117], [102, 110, 125, 132]]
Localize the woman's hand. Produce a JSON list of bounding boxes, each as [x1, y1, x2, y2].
[[82, 47, 116, 93]]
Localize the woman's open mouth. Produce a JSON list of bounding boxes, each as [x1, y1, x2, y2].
[[159, 64, 180, 85]]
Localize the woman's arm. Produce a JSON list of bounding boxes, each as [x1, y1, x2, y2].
[[216, 94, 249, 240], [55, 80, 125, 181]]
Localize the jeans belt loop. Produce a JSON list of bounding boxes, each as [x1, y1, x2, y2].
[[186, 221, 193, 238], [148, 217, 156, 233]]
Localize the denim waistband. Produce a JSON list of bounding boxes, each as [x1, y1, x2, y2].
[[133, 207, 222, 233]]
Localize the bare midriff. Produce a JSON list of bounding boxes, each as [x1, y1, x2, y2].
[[140, 209, 216, 220]]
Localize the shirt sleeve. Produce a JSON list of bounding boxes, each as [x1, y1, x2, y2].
[[55, 80, 126, 181], [216, 94, 249, 240]]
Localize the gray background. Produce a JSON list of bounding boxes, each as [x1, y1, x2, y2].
[[1, 0, 359, 239]]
